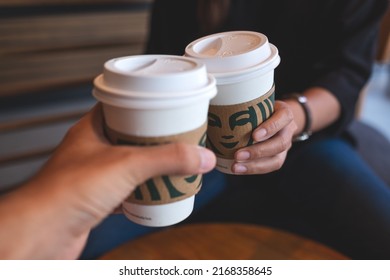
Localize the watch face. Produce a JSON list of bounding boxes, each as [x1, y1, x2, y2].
[[293, 132, 311, 142], [297, 95, 307, 103]]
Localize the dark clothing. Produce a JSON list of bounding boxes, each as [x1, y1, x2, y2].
[[146, 0, 388, 137]]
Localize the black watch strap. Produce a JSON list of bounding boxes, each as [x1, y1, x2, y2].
[[289, 93, 312, 142]]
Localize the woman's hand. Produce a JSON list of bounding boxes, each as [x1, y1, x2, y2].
[[232, 100, 297, 174], [231, 86, 341, 175]]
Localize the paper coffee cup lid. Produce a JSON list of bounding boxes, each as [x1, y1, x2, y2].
[[93, 55, 216, 109], [185, 31, 280, 84]]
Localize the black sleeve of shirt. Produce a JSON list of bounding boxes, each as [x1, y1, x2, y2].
[[311, 0, 388, 136]]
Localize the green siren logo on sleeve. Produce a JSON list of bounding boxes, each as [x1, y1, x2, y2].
[[105, 122, 207, 205], [207, 86, 275, 159]]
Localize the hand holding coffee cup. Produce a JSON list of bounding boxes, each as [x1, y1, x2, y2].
[[185, 31, 280, 174], [93, 55, 216, 226]]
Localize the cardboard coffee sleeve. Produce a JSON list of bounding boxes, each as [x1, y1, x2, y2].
[[105, 122, 207, 205], [207, 86, 274, 159]]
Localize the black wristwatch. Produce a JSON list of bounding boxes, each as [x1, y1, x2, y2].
[[289, 93, 312, 142]]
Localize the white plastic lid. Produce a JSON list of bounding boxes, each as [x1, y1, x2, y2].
[[93, 55, 216, 109], [185, 31, 280, 84]]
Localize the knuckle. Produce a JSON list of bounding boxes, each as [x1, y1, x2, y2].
[[245, 164, 265, 175], [279, 136, 291, 151], [172, 142, 189, 159], [267, 120, 279, 133], [274, 158, 284, 170], [64, 124, 79, 141], [267, 158, 283, 172], [286, 107, 294, 122], [171, 142, 197, 171], [292, 121, 298, 132], [251, 144, 265, 159], [274, 153, 287, 170]]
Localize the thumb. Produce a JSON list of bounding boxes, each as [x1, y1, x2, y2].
[[128, 143, 216, 186]]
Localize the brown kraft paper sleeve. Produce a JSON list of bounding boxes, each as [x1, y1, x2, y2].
[[104, 122, 207, 205], [207, 85, 275, 159]]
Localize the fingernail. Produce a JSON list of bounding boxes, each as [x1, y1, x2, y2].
[[233, 164, 248, 174], [236, 150, 250, 161], [254, 128, 267, 141], [198, 148, 216, 172]]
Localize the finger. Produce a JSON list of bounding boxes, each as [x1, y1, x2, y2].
[[125, 143, 216, 186], [252, 101, 294, 142], [111, 143, 215, 214], [235, 126, 292, 160], [64, 103, 109, 145], [232, 151, 287, 175], [86, 103, 107, 143]]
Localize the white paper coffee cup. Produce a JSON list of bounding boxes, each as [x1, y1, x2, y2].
[[93, 55, 217, 226], [185, 31, 280, 174]]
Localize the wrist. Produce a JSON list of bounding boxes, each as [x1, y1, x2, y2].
[[0, 186, 51, 258], [0, 181, 70, 259], [283, 93, 312, 141]]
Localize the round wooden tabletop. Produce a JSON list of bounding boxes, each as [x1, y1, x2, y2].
[[100, 223, 348, 260]]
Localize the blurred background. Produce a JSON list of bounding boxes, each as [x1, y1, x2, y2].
[[0, 0, 389, 193]]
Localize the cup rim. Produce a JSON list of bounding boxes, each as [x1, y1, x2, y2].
[[185, 31, 280, 85], [212, 43, 280, 84], [93, 77, 217, 109], [93, 73, 216, 98]]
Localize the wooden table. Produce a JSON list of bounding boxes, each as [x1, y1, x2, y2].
[[100, 223, 348, 260]]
